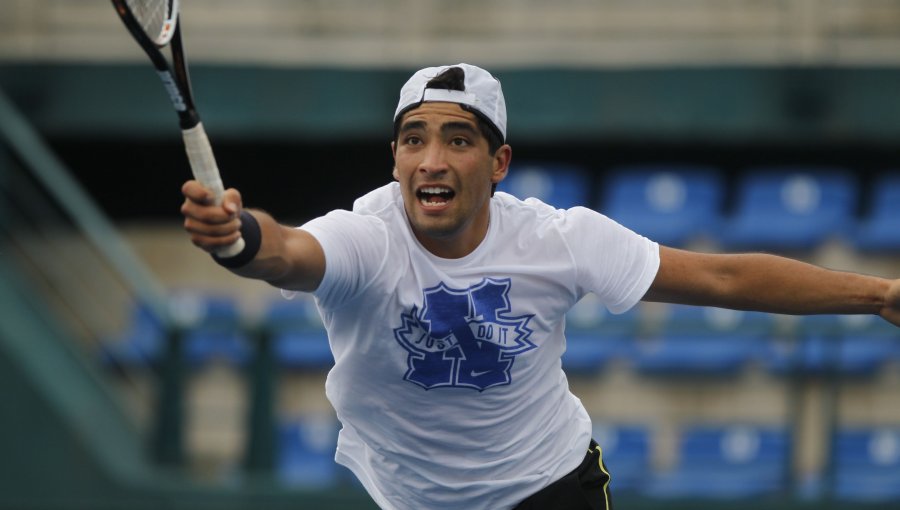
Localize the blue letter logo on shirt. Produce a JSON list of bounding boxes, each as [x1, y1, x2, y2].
[[393, 278, 536, 391]]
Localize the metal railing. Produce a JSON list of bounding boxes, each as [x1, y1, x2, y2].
[[0, 89, 185, 462]]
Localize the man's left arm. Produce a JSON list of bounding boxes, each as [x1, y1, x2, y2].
[[643, 246, 900, 326]]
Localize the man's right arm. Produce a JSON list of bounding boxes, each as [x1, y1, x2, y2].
[[181, 180, 325, 292]]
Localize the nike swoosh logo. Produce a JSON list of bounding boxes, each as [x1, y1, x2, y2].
[[470, 369, 492, 378]]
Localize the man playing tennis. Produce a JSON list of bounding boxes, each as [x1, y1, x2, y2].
[[181, 63, 900, 509]]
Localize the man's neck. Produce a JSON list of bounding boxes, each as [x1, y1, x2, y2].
[[412, 210, 491, 259]]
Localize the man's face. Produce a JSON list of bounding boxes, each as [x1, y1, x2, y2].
[[392, 102, 510, 258]]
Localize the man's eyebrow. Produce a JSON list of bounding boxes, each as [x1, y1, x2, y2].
[[398, 119, 479, 137], [398, 120, 426, 134], [440, 121, 479, 137]]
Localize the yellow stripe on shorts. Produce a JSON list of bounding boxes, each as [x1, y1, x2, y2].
[[593, 444, 611, 510]]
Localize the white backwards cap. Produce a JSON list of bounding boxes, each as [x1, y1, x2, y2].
[[394, 63, 507, 142]]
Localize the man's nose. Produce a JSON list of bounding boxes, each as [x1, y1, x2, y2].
[[418, 142, 449, 174]]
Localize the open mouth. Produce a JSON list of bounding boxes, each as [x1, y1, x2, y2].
[[416, 186, 455, 207]]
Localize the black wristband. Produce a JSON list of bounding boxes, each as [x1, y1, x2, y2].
[[212, 210, 262, 269]]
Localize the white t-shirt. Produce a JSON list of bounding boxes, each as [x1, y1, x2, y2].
[[300, 182, 659, 510]]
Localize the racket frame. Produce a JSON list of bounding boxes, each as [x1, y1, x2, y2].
[[110, 0, 245, 257], [111, 0, 199, 129]]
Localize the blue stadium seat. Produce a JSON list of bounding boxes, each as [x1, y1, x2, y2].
[[277, 414, 341, 488], [645, 424, 789, 499], [101, 299, 166, 368], [102, 293, 251, 368], [763, 315, 899, 376], [170, 293, 252, 367], [837, 315, 900, 374], [630, 305, 772, 375], [834, 427, 900, 502], [719, 168, 857, 251], [497, 163, 590, 209], [562, 294, 639, 374], [763, 315, 838, 375], [591, 422, 651, 493], [854, 172, 900, 252], [266, 295, 333, 369], [601, 165, 724, 246]]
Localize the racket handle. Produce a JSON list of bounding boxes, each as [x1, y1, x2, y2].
[[182, 123, 246, 258]]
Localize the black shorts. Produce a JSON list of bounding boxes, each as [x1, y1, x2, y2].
[[513, 439, 612, 510]]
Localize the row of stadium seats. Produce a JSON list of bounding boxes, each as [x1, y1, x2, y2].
[[99, 292, 899, 501], [564, 295, 900, 376], [101, 292, 900, 376], [276, 414, 900, 502], [100, 293, 331, 369], [101, 293, 256, 368], [596, 422, 900, 502], [497, 164, 900, 251]]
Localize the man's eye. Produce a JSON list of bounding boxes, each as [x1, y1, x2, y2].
[[404, 136, 422, 145], [450, 137, 470, 147]]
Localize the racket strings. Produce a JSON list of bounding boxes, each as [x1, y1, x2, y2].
[[126, 0, 176, 46]]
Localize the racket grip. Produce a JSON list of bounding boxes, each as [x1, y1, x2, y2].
[[182, 123, 245, 258]]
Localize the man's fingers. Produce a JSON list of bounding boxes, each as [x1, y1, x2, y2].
[[180, 181, 246, 252], [181, 199, 235, 225], [182, 181, 243, 206], [181, 180, 215, 205], [183, 215, 241, 236], [183, 209, 242, 253], [222, 188, 242, 214], [188, 230, 244, 253], [180, 183, 243, 224]]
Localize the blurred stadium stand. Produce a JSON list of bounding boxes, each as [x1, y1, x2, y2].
[[765, 314, 900, 376], [854, 171, 900, 252], [175, 293, 253, 367], [631, 305, 774, 376], [4, 1, 900, 509], [719, 168, 858, 251], [103, 293, 253, 368], [265, 295, 334, 370], [277, 413, 342, 488], [601, 165, 723, 247], [833, 427, 900, 502], [0, 91, 374, 509], [497, 163, 591, 209], [644, 424, 790, 499], [591, 421, 652, 494], [100, 298, 166, 369], [562, 294, 639, 374], [4, 0, 900, 68]]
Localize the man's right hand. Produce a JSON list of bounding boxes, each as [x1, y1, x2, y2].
[[180, 180, 244, 253]]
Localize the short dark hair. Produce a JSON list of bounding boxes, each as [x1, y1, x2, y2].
[[393, 67, 504, 155]]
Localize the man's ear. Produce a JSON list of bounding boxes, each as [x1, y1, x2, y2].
[[391, 141, 399, 181], [490, 144, 512, 186]]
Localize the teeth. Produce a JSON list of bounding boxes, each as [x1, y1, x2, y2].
[[420, 186, 451, 194], [417, 186, 453, 207]]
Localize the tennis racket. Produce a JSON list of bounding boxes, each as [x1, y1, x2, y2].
[[111, 0, 244, 257]]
